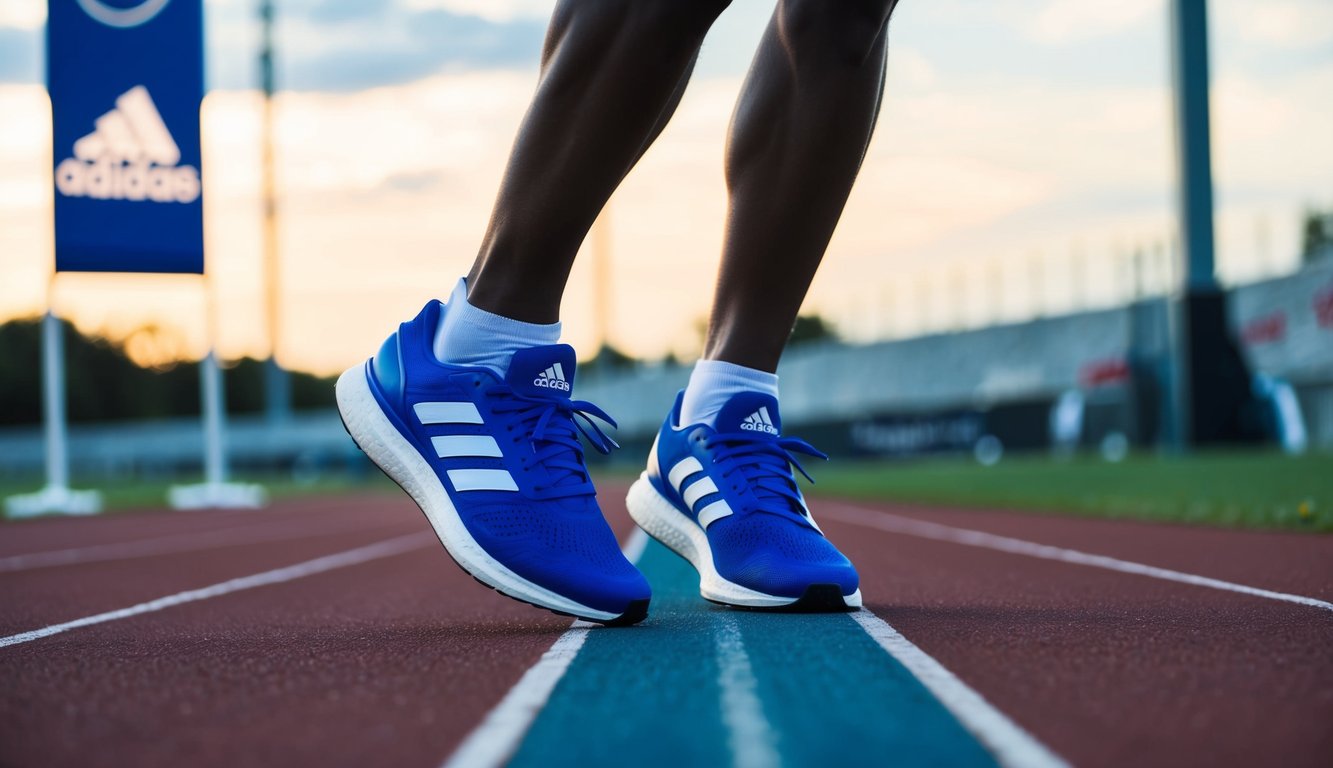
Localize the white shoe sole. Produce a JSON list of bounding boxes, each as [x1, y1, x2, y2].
[[336, 363, 629, 623], [626, 474, 861, 610]]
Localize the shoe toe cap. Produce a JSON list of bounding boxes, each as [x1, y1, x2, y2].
[[730, 552, 860, 598]]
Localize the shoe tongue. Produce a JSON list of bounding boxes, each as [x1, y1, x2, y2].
[[506, 344, 577, 399], [716, 391, 781, 438]]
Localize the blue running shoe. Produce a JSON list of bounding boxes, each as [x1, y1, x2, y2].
[[336, 301, 650, 625], [626, 391, 860, 611]]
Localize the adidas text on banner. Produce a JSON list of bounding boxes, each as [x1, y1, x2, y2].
[[55, 85, 201, 205]]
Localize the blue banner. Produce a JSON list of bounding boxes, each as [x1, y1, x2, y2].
[[48, 0, 205, 274]]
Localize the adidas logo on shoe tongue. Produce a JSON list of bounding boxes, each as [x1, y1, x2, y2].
[[740, 406, 778, 435], [534, 362, 570, 392]]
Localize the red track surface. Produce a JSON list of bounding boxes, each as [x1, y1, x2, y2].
[[1, 484, 1330, 767]]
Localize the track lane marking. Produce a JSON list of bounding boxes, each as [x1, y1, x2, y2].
[[442, 623, 593, 768], [0, 518, 399, 573], [850, 611, 1069, 768], [0, 532, 433, 649], [442, 528, 649, 768], [715, 615, 782, 768], [820, 502, 1333, 612]]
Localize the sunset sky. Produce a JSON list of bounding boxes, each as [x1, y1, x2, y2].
[[1, 0, 1330, 375]]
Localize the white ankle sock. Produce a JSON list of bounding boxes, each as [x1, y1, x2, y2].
[[431, 278, 561, 376], [679, 359, 779, 428]]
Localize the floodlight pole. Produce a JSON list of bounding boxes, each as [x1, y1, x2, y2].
[[1172, 0, 1219, 298], [259, 0, 290, 424], [1165, 0, 1252, 449]]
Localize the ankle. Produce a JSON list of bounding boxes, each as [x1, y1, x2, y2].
[[433, 278, 562, 375], [679, 359, 779, 428]]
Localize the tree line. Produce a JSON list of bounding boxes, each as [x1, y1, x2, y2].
[[0, 318, 336, 427]]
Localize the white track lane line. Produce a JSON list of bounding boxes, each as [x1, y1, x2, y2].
[[819, 502, 1333, 612], [442, 622, 593, 768], [715, 615, 782, 768], [0, 532, 434, 649], [850, 611, 1069, 768], [442, 528, 648, 768], [0, 518, 396, 573]]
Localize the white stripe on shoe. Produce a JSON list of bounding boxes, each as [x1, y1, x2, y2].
[[668, 457, 704, 489], [447, 469, 519, 492], [682, 477, 720, 509], [414, 402, 484, 425], [431, 435, 504, 458]]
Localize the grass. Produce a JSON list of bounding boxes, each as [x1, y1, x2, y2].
[[0, 472, 397, 516], [4, 450, 1328, 533], [811, 450, 1333, 532]]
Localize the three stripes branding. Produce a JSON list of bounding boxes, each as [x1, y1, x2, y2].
[[413, 401, 519, 493], [667, 457, 734, 528], [55, 85, 201, 205], [534, 363, 570, 392], [740, 407, 778, 435]]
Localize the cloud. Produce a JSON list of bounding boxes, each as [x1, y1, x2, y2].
[[0, 0, 548, 91], [0, 27, 39, 83], [1234, 1, 1333, 49], [401, 0, 554, 24], [276, 4, 545, 91], [0, 0, 43, 30], [1029, 0, 1159, 45], [306, 0, 393, 25]]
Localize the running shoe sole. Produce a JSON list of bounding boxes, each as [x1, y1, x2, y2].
[[626, 473, 860, 611], [337, 363, 648, 626]]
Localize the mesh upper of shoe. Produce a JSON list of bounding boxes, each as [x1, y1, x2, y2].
[[708, 512, 845, 564], [467, 501, 638, 574], [708, 512, 856, 596]]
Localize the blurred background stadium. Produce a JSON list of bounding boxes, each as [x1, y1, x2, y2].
[[0, 0, 1330, 526]]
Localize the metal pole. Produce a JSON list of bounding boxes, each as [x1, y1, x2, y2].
[[202, 277, 228, 487], [42, 302, 69, 493], [201, 277, 225, 485], [202, 352, 227, 485], [1172, 0, 1219, 294], [1168, 0, 1210, 450], [591, 207, 612, 354], [1163, 0, 1253, 449], [260, 0, 290, 423]]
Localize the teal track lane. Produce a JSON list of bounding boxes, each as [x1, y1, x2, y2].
[[508, 539, 996, 767]]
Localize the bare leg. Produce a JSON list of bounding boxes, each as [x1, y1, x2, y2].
[[704, 0, 900, 371], [466, 0, 730, 324]]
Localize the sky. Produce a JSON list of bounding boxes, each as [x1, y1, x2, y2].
[[0, 0, 1330, 375]]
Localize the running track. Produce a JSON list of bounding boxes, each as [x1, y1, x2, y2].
[[1, 482, 1330, 767]]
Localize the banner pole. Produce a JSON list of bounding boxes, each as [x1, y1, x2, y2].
[[201, 274, 226, 488], [42, 275, 69, 494], [167, 268, 264, 509], [5, 275, 101, 518]]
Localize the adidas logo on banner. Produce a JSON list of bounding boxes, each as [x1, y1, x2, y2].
[[740, 406, 778, 435], [533, 362, 570, 392], [55, 85, 201, 204]]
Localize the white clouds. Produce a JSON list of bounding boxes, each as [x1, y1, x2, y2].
[[3, 0, 1332, 368], [1029, 0, 1160, 44], [400, 0, 553, 24], [0, 1, 43, 30], [1233, 0, 1333, 49], [888, 48, 938, 90]]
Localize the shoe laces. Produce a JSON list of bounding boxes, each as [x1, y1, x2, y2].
[[488, 385, 618, 500], [704, 431, 828, 521]]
